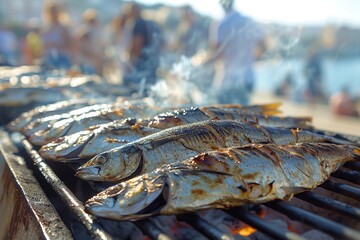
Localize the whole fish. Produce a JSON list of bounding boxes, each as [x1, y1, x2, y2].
[[85, 143, 360, 221], [23, 103, 118, 137], [141, 106, 311, 129], [40, 104, 307, 161], [0, 87, 66, 107], [28, 101, 162, 146], [76, 120, 352, 182], [39, 120, 158, 161], [7, 98, 107, 132]]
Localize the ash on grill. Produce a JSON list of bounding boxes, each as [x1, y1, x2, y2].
[[1, 66, 360, 240]]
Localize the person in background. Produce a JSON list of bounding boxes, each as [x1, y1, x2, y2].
[[41, 1, 73, 69], [303, 47, 326, 103], [121, 2, 160, 86], [23, 18, 43, 65], [0, 24, 18, 66], [192, 0, 265, 104], [75, 9, 105, 75], [105, 8, 133, 82], [330, 88, 359, 117], [275, 72, 294, 99], [173, 5, 208, 57]]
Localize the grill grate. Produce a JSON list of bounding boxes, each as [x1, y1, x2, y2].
[[266, 201, 360, 240], [3, 131, 360, 240]]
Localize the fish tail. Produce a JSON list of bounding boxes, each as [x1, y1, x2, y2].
[[257, 102, 282, 115], [312, 129, 360, 145], [352, 147, 360, 159], [327, 136, 359, 146]]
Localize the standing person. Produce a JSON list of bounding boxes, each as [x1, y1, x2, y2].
[[23, 18, 43, 65], [105, 9, 132, 82], [75, 9, 105, 75], [120, 2, 160, 86], [41, 1, 73, 69], [193, 0, 265, 104], [174, 5, 209, 57], [303, 47, 325, 103], [0, 24, 18, 66], [330, 88, 359, 117]]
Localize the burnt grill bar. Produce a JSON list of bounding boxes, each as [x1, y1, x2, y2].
[[332, 168, 360, 185], [177, 213, 237, 240], [227, 207, 306, 240], [344, 161, 360, 172], [135, 220, 173, 240], [321, 180, 360, 201], [266, 201, 360, 240], [296, 191, 360, 220]]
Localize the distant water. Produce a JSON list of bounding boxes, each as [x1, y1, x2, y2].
[[254, 58, 360, 98]]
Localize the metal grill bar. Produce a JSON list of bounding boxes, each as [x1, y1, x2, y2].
[[177, 213, 237, 240], [135, 220, 173, 240], [227, 207, 306, 240], [21, 137, 112, 240], [266, 201, 360, 240], [344, 161, 360, 172], [296, 191, 360, 220], [321, 180, 360, 201], [332, 168, 360, 185]]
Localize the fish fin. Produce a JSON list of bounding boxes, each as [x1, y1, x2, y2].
[[352, 147, 360, 159], [281, 186, 312, 200]]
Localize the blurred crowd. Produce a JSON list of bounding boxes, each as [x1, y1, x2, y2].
[[0, 0, 359, 116]]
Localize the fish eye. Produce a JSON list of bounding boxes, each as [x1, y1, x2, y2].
[[96, 154, 108, 165]]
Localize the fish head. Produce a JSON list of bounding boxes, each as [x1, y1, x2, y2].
[[76, 144, 143, 182], [85, 173, 168, 221], [39, 131, 95, 161]]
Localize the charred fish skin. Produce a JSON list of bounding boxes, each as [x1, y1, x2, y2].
[[85, 143, 360, 221], [76, 120, 348, 183], [39, 121, 159, 161]]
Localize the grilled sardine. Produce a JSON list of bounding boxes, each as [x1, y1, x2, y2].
[[85, 143, 360, 221], [76, 120, 352, 182], [39, 120, 159, 161], [41, 104, 308, 161], [140, 105, 310, 129]]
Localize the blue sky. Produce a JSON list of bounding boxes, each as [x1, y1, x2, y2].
[[138, 0, 360, 26]]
